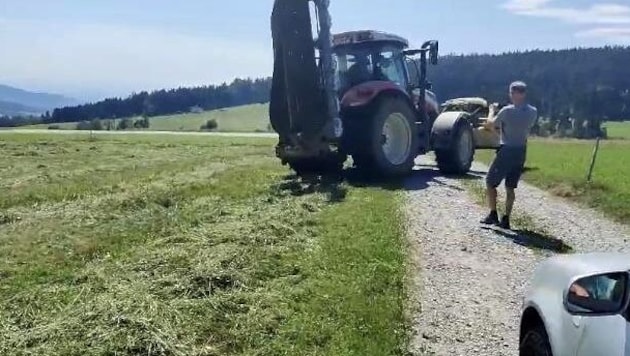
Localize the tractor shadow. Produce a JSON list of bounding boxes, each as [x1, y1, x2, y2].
[[273, 172, 348, 203], [482, 226, 573, 254], [272, 163, 483, 203]]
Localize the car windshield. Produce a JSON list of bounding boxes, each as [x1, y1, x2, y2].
[[334, 44, 407, 92]]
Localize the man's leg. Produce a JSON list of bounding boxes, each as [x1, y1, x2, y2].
[[481, 151, 506, 225], [487, 184, 498, 212], [500, 156, 525, 230], [505, 187, 516, 217]]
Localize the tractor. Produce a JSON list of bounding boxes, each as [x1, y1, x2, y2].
[[269, 0, 476, 177]]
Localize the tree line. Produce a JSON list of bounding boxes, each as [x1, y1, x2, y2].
[[427, 46, 630, 122], [44, 78, 270, 125], [2, 46, 629, 128]]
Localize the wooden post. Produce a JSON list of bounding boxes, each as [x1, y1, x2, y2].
[[586, 137, 601, 183]]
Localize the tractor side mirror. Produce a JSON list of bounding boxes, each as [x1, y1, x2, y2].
[[564, 272, 630, 316], [422, 40, 439, 65]]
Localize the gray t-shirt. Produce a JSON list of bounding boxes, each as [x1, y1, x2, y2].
[[494, 104, 538, 147]]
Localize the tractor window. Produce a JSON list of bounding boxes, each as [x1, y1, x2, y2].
[[336, 50, 374, 92], [374, 50, 407, 87]]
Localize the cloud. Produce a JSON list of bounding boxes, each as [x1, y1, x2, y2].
[[0, 18, 273, 99], [576, 27, 630, 43], [502, 0, 630, 25]]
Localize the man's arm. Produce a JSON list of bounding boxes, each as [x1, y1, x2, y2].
[[484, 105, 505, 131], [529, 107, 539, 129]]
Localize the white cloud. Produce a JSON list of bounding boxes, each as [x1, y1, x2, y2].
[[576, 27, 630, 43], [0, 18, 273, 99], [502, 0, 630, 25]]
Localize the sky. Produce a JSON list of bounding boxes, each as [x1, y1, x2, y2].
[[1, 0, 630, 101]]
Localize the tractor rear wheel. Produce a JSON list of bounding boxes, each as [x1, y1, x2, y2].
[[435, 120, 475, 175], [353, 97, 419, 177]]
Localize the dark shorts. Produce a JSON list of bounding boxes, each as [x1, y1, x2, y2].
[[486, 146, 527, 189]]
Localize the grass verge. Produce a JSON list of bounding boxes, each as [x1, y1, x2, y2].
[[461, 179, 572, 254], [475, 138, 630, 225], [0, 133, 408, 355]]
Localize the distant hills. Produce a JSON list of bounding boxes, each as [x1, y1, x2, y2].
[[0, 84, 79, 116]]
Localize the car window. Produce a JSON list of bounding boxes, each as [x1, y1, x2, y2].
[[573, 274, 625, 303]]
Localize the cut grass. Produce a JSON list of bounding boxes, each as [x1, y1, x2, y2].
[[0, 132, 408, 355], [22, 103, 271, 133], [475, 138, 630, 225]]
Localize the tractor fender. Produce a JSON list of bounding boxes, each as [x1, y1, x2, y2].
[[430, 111, 472, 150], [340, 81, 410, 109]]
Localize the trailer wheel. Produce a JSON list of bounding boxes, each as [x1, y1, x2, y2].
[[435, 120, 474, 175], [352, 97, 419, 177]]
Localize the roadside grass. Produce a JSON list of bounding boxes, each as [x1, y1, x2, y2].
[[462, 179, 573, 254], [475, 138, 630, 225], [22, 103, 271, 133], [0, 133, 409, 355], [604, 121, 630, 140]]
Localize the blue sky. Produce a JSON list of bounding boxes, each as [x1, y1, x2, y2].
[[1, 0, 630, 101]]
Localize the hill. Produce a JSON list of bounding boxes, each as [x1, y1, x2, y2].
[[24, 104, 272, 132], [0, 84, 78, 115], [0, 99, 42, 116]]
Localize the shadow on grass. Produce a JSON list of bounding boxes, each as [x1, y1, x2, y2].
[[272, 164, 483, 203], [482, 226, 573, 254], [522, 166, 540, 173], [274, 173, 348, 203]]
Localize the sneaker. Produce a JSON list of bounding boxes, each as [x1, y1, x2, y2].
[[480, 211, 499, 225], [498, 215, 511, 230]]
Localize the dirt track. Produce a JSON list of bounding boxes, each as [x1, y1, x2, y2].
[[406, 157, 630, 355]]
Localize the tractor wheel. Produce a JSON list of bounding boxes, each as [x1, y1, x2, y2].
[[288, 153, 347, 177], [352, 97, 419, 177], [435, 120, 475, 175]]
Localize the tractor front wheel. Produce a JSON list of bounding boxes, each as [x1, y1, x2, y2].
[[353, 97, 419, 177]]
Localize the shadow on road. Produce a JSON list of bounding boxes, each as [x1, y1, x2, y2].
[[482, 226, 573, 254], [272, 164, 483, 203]]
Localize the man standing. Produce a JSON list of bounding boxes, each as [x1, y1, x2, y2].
[[480, 81, 538, 229]]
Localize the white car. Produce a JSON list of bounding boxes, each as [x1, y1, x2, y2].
[[520, 253, 630, 356]]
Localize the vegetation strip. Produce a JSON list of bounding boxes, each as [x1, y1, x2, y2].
[[461, 179, 573, 254], [475, 138, 630, 225]]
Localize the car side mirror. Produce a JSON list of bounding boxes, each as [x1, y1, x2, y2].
[[564, 272, 629, 316]]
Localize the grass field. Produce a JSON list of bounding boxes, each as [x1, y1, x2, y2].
[[476, 138, 630, 224], [0, 133, 410, 355], [604, 121, 630, 140], [23, 103, 271, 133]]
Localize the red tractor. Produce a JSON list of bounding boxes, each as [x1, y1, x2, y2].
[[270, 0, 475, 177]]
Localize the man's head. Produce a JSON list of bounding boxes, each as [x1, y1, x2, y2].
[[509, 81, 527, 105]]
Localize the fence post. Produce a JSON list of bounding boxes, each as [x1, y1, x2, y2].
[[586, 137, 601, 183]]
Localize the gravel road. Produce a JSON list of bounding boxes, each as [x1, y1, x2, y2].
[[406, 157, 630, 356]]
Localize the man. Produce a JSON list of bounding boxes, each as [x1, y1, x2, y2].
[[480, 81, 538, 229]]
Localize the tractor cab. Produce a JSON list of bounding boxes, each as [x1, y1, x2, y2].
[[270, 0, 474, 178], [331, 31, 440, 118], [332, 31, 411, 95]]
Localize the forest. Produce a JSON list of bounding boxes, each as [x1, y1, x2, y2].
[[2, 46, 628, 128]]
